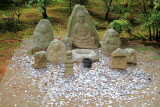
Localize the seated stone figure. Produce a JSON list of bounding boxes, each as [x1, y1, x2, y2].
[[72, 11, 96, 48], [100, 29, 121, 55], [67, 5, 99, 49]]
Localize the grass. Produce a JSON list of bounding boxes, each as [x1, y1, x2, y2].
[[150, 56, 160, 60], [132, 45, 149, 52]]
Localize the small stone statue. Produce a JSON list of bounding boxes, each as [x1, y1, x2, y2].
[[100, 29, 121, 55], [31, 19, 54, 54], [67, 4, 99, 49], [47, 39, 66, 64], [65, 51, 74, 77], [33, 51, 47, 69], [124, 48, 137, 64], [110, 48, 127, 70], [62, 37, 72, 50]]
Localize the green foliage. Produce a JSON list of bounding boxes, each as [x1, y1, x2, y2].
[[154, 0, 160, 10], [109, 19, 131, 34], [149, 10, 160, 29], [112, 3, 129, 14], [0, 19, 25, 33], [93, 19, 99, 27]]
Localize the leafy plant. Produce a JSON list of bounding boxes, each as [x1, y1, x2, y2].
[[109, 19, 131, 34]]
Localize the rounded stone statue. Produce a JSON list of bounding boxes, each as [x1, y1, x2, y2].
[[67, 4, 99, 49], [124, 48, 137, 64], [47, 39, 66, 64], [100, 29, 121, 55], [33, 51, 47, 69], [62, 37, 72, 50], [31, 19, 54, 54]]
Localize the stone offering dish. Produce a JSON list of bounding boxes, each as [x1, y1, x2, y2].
[[72, 49, 99, 62]]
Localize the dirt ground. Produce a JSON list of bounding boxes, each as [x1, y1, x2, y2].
[[0, 39, 160, 107]]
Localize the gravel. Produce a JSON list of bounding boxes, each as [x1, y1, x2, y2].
[[2, 40, 159, 107]]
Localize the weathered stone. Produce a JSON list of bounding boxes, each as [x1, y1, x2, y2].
[[65, 60, 74, 64], [64, 68, 74, 76], [66, 50, 72, 56], [110, 48, 127, 70], [66, 56, 72, 59], [65, 50, 74, 77], [124, 48, 137, 64], [100, 29, 121, 55], [31, 19, 54, 53], [65, 64, 74, 68], [62, 37, 72, 50], [72, 49, 99, 62], [33, 51, 47, 69], [47, 40, 66, 64], [67, 4, 100, 49]]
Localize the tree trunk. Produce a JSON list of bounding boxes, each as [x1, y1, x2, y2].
[[42, 1, 47, 19], [42, 6, 47, 19], [80, 0, 82, 5], [155, 29, 159, 41], [104, 0, 113, 21], [148, 26, 152, 41], [69, 0, 72, 15]]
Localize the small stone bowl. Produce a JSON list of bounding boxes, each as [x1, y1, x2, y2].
[[82, 58, 92, 68]]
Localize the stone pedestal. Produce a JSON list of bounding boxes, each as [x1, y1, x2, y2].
[[110, 48, 127, 70], [33, 51, 47, 69], [65, 51, 74, 77]]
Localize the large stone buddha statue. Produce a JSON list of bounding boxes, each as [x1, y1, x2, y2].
[[67, 5, 99, 49]]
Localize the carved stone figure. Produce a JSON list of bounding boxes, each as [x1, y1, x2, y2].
[[110, 48, 127, 70], [65, 51, 74, 77], [67, 4, 99, 49], [33, 51, 47, 69], [47, 40, 66, 64], [31, 19, 54, 53], [62, 37, 72, 50], [100, 29, 121, 55], [124, 48, 137, 64]]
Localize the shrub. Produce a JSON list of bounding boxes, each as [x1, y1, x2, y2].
[[0, 19, 25, 33], [109, 19, 131, 34]]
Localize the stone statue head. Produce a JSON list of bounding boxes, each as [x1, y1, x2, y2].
[[35, 19, 52, 34], [52, 41, 60, 51], [77, 11, 85, 24]]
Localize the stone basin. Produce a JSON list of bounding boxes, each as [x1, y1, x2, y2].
[[72, 49, 99, 62]]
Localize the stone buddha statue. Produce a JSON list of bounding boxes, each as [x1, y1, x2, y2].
[[67, 5, 99, 49], [72, 11, 96, 48]]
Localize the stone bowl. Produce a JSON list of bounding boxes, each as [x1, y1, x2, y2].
[[72, 49, 99, 62]]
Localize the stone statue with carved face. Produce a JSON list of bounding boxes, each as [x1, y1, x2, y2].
[[67, 5, 99, 49]]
